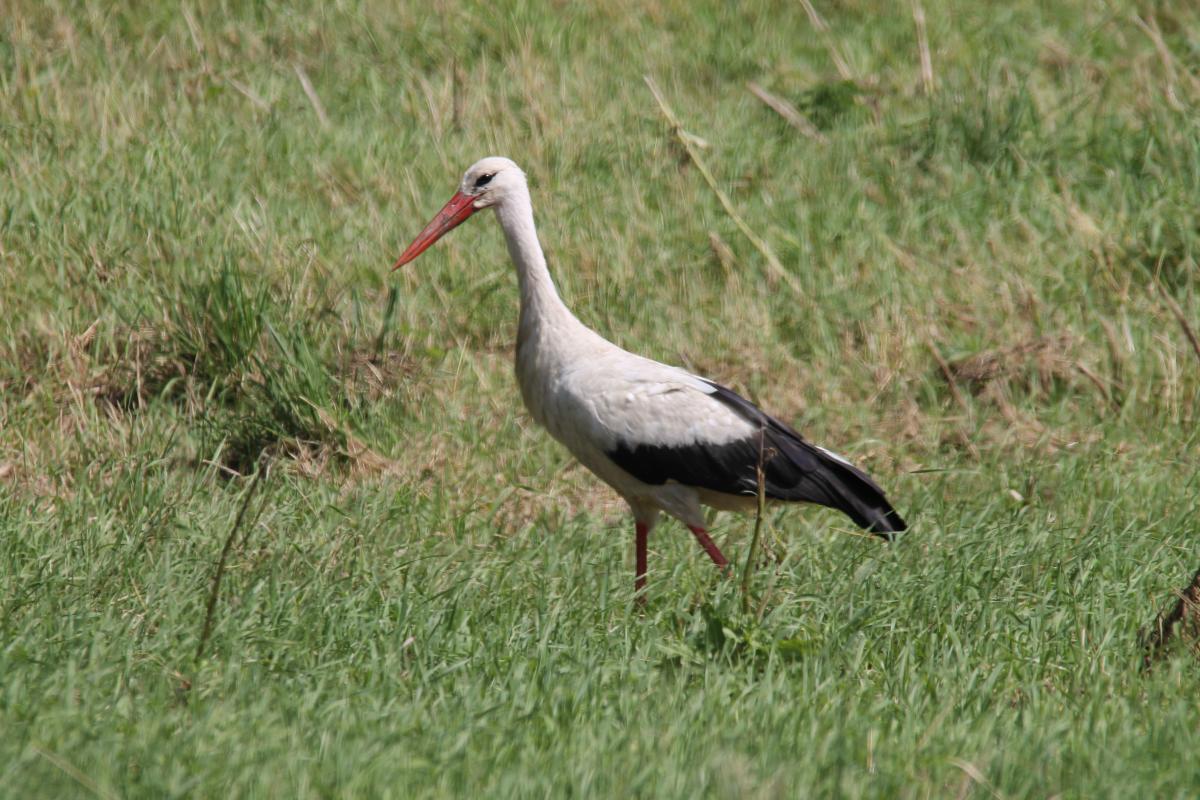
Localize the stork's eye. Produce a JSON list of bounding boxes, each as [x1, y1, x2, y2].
[[474, 172, 495, 188]]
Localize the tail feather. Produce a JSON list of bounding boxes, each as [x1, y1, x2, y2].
[[800, 442, 907, 538], [697, 379, 908, 539], [764, 429, 907, 540]]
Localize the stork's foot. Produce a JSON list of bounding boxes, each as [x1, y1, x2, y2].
[[687, 525, 731, 575]]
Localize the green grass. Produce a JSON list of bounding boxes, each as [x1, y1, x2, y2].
[[3, 1, 1200, 796]]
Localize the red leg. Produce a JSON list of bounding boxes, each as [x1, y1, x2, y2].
[[635, 521, 649, 604], [687, 525, 731, 574]]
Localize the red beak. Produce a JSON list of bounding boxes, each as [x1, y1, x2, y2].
[[392, 191, 479, 270]]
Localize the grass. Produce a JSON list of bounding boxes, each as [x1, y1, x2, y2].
[[2, 0, 1200, 796]]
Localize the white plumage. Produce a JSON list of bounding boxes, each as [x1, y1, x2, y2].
[[393, 156, 906, 599]]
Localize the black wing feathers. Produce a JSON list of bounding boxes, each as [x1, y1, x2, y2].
[[605, 380, 907, 538]]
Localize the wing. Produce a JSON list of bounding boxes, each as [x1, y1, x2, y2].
[[566, 356, 906, 536]]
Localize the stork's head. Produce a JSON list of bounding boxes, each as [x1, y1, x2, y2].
[[392, 156, 524, 269]]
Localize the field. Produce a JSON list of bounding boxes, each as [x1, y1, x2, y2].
[[3, 1, 1200, 796]]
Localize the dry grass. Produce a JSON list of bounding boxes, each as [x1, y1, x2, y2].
[[1143, 565, 1200, 667]]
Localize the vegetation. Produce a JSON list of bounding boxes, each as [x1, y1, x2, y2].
[[2, 1, 1199, 796]]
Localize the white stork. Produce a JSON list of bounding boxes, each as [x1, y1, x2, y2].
[[393, 156, 906, 599]]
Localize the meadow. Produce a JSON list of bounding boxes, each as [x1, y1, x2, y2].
[[2, 1, 1199, 796]]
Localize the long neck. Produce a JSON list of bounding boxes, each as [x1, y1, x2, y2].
[[494, 185, 575, 334], [495, 181, 600, 428]]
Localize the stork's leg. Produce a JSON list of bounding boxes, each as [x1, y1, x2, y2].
[[687, 525, 731, 573], [635, 521, 649, 604]]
